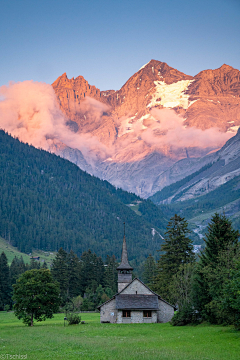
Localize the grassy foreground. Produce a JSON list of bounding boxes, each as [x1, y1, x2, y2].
[[0, 312, 239, 360]]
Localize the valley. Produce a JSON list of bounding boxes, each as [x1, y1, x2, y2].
[[1, 60, 240, 251]]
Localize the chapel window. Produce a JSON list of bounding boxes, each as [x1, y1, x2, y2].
[[122, 310, 131, 318], [143, 310, 152, 318]]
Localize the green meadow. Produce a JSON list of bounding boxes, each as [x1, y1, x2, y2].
[[0, 312, 239, 360], [0, 236, 56, 267]]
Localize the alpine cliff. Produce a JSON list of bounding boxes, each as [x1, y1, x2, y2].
[[1, 60, 239, 199], [51, 60, 240, 197]]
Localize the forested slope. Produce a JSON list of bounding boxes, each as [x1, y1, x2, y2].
[[0, 131, 167, 260], [155, 174, 240, 243]]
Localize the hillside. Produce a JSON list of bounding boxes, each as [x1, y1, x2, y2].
[[0, 236, 56, 266], [149, 128, 240, 241], [0, 130, 167, 261], [150, 128, 240, 203], [151, 164, 240, 243]]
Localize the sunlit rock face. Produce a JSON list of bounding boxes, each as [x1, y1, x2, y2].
[[50, 60, 240, 197]]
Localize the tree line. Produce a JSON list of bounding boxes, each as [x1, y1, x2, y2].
[[1, 211, 240, 329], [0, 248, 118, 312], [0, 254, 48, 311], [142, 213, 240, 329]]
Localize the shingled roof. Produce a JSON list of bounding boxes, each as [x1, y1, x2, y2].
[[116, 235, 133, 271], [97, 277, 177, 311], [116, 294, 159, 310]]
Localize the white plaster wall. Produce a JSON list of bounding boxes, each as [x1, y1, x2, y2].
[[120, 279, 153, 295]]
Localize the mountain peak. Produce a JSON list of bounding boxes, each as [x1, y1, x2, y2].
[[219, 64, 234, 71], [51, 72, 69, 87]]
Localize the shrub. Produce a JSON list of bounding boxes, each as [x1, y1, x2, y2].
[[171, 304, 200, 326], [66, 312, 81, 325], [4, 305, 10, 312]]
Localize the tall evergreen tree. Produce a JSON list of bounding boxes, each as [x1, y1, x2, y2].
[[142, 254, 157, 288], [80, 250, 101, 295], [41, 261, 48, 269], [29, 258, 40, 270], [201, 213, 239, 267], [104, 255, 118, 295], [51, 248, 69, 302], [67, 250, 81, 298], [154, 214, 195, 303], [10, 256, 26, 286], [0, 252, 12, 309], [221, 260, 240, 329], [95, 256, 105, 288], [195, 213, 240, 323]]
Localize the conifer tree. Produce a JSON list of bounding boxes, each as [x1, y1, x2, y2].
[[104, 255, 118, 295], [221, 260, 240, 329], [201, 213, 239, 267], [0, 252, 12, 309], [29, 258, 40, 270], [195, 213, 240, 323], [80, 250, 99, 294], [142, 254, 157, 288], [67, 250, 81, 298], [41, 261, 48, 269], [154, 214, 195, 303], [95, 256, 105, 288], [51, 248, 69, 302], [10, 256, 26, 286]]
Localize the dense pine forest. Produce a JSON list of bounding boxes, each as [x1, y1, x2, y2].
[[1, 213, 240, 330], [0, 248, 118, 311], [0, 130, 168, 261]]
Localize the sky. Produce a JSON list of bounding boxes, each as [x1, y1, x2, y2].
[[0, 0, 239, 91]]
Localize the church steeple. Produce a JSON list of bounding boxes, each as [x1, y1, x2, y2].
[[117, 223, 133, 292], [117, 235, 133, 271]]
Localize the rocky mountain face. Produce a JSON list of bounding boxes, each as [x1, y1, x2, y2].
[[51, 60, 240, 197], [149, 129, 240, 244], [150, 128, 240, 204]]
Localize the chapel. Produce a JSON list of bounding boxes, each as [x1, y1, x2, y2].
[[98, 234, 175, 323]]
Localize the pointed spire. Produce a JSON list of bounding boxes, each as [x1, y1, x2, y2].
[[117, 223, 133, 271]]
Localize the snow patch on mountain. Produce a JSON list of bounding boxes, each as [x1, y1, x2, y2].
[[139, 61, 151, 71], [147, 79, 195, 109], [118, 116, 136, 136], [228, 125, 239, 133], [118, 114, 154, 137]]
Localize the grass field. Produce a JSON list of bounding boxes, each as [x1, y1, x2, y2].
[[0, 237, 56, 267], [0, 312, 239, 360]]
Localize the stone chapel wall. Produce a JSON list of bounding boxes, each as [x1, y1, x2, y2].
[[120, 279, 153, 295], [157, 299, 174, 323], [100, 298, 117, 323]]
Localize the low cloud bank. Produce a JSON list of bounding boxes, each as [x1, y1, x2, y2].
[[0, 81, 110, 161], [0, 82, 235, 165], [141, 108, 234, 150]]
